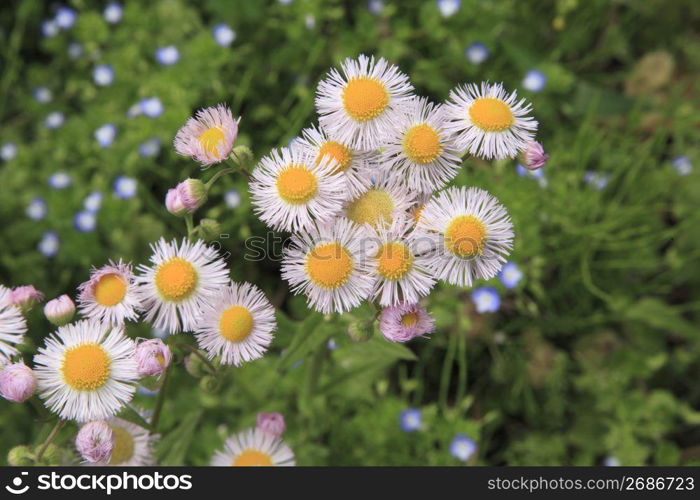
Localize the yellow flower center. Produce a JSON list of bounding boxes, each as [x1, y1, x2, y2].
[[445, 215, 487, 258], [403, 124, 442, 164], [62, 343, 111, 391], [376, 242, 413, 280], [94, 273, 127, 307], [232, 449, 273, 466], [401, 312, 419, 327], [155, 258, 198, 302], [219, 305, 254, 342], [108, 426, 135, 465], [342, 77, 389, 122], [198, 126, 226, 158], [468, 97, 514, 132], [276, 165, 318, 204], [305, 243, 353, 290], [346, 189, 394, 227], [317, 141, 352, 173]]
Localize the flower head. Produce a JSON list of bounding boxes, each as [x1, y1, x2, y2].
[[0, 286, 27, 364], [212, 23, 236, 47], [522, 69, 547, 93], [10, 285, 44, 310], [55, 7, 77, 29], [450, 434, 477, 462], [498, 262, 522, 289], [399, 408, 421, 432], [44, 295, 76, 326], [344, 172, 414, 229], [74, 210, 97, 233], [465, 42, 488, 64], [380, 302, 435, 342], [78, 260, 141, 326], [95, 124, 117, 148], [256, 412, 286, 438], [26, 197, 47, 221], [225, 189, 241, 209], [471, 286, 500, 313], [45, 111, 65, 129], [155, 46, 179, 66], [93, 65, 115, 87], [98, 412, 158, 465], [174, 104, 239, 166], [84, 192, 104, 212], [176, 179, 208, 213], [672, 156, 692, 176], [76, 421, 114, 463], [49, 171, 71, 189], [134, 339, 171, 377], [0, 363, 36, 403], [165, 188, 186, 217], [1, 142, 18, 161], [33, 86, 52, 104], [104, 2, 123, 24], [211, 428, 295, 466], [139, 97, 163, 118], [523, 141, 548, 170], [113, 176, 137, 199], [437, 0, 460, 17], [38, 231, 60, 258]]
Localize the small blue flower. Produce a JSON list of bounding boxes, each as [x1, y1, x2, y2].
[[327, 338, 338, 351], [113, 176, 137, 199], [94, 123, 117, 148], [604, 456, 620, 467], [138, 137, 161, 158], [224, 189, 242, 209], [516, 163, 544, 180], [278, 0, 293, 4], [55, 7, 77, 29], [93, 64, 115, 86], [155, 45, 180, 66], [437, 0, 461, 18], [140, 97, 163, 118], [399, 408, 422, 432], [38, 231, 60, 258], [45, 111, 65, 129], [471, 286, 500, 313], [138, 385, 159, 397], [74, 210, 97, 233], [498, 262, 522, 289], [104, 2, 123, 24], [465, 42, 488, 65], [26, 197, 48, 221], [450, 434, 477, 462], [584, 171, 609, 190], [367, 0, 384, 14], [67, 41, 83, 59], [672, 156, 692, 176], [42, 19, 59, 38], [212, 23, 236, 47], [1, 142, 18, 162], [33, 86, 52, 104], [522, 69, 547, 93], [305, 14, 316, 30], [83, 191, 103, 212], [48, 171, 71, 189]]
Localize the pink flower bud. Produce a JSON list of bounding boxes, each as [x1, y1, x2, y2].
[[44, 294, 76, 326], [75, 420, 114, 463], [0, 363, 37, 403], [134, 339, 172, 377], [256, 412, 286, 438], [176, 178, 208, 213], [10, 285, 44, 311], [523, 141, 548, 170], [165, 188, 187, 217]]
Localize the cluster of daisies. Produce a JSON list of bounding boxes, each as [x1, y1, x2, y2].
[[0, 238, 292, 465]]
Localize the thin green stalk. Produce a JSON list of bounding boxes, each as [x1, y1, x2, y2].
[[172, 341, 216, 375], [205, 166, 237, 189], [439, 331, 458, 411], [150, 364, 171, 430], [35, 419, 65, 461], [455, 332, 468, 406], [185, 214, 195, 240]]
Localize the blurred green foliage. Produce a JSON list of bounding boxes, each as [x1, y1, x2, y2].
[[1, 0, 699, 465]]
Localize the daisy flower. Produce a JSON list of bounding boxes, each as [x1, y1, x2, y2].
[[367, 219, 436, 306], [78, 260, 141, 325], [33, 320, 138, 422], [0, 286, 27, 364], [295, 124, 376, 198], [381, 97, 462, 193], [444, 82, 537, 160], [316, 54, 414, 150], [194, 282, 276, 367], [101, 413, 157, 466], [211, 428, 295, 466], [174, 104, 239, 167], [135, 238, 229, 334], [281, 218, 374, 314], [249, 146, 346, 232], [379, 302, 435, 342], [415, 186, 514, 287], [344, 172, 414, 229]]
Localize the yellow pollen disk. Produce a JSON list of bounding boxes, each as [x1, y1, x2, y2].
[[401, 312, 419, 327], [94, 273, 127, 307], [342, 77, 389, 122], [317, 141, 352, 173], [376, 242, 413, 280], [155, 258, 198, 302], [346, 189, 395, 227], [232, 449, 273, 466], [219, 305, 254, 343], [403, 124, 442, 164], [468, 97, 514, 132], [109, 427, 135, 465], [62, 343, 111, 391], [198, 126, 226, 157], [305, 243, 354, 290], [276, 165, 318, 204], [445, 215, 488, 258]]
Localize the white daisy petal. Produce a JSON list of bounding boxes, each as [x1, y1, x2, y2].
[[0, 286, 27, 364], [343, 171, 415, 230], [211, 428, 295, 466], [78, 260, 141, 326]]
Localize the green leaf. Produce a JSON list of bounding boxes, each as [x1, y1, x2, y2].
[[278, 312, 327, 370], [156, 410, 203, 466], [119, 405, 153, 431], [625, 297, 696, 338]]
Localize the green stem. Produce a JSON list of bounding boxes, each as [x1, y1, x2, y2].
[[185, 214, 195, 240], [172, 341, 217, 375], [205, 166, 237, 189], [439, 332, 458, 411], [35, 419, 65, 461], [150, 365, 171, 430], [455, 332, 468, 406]]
